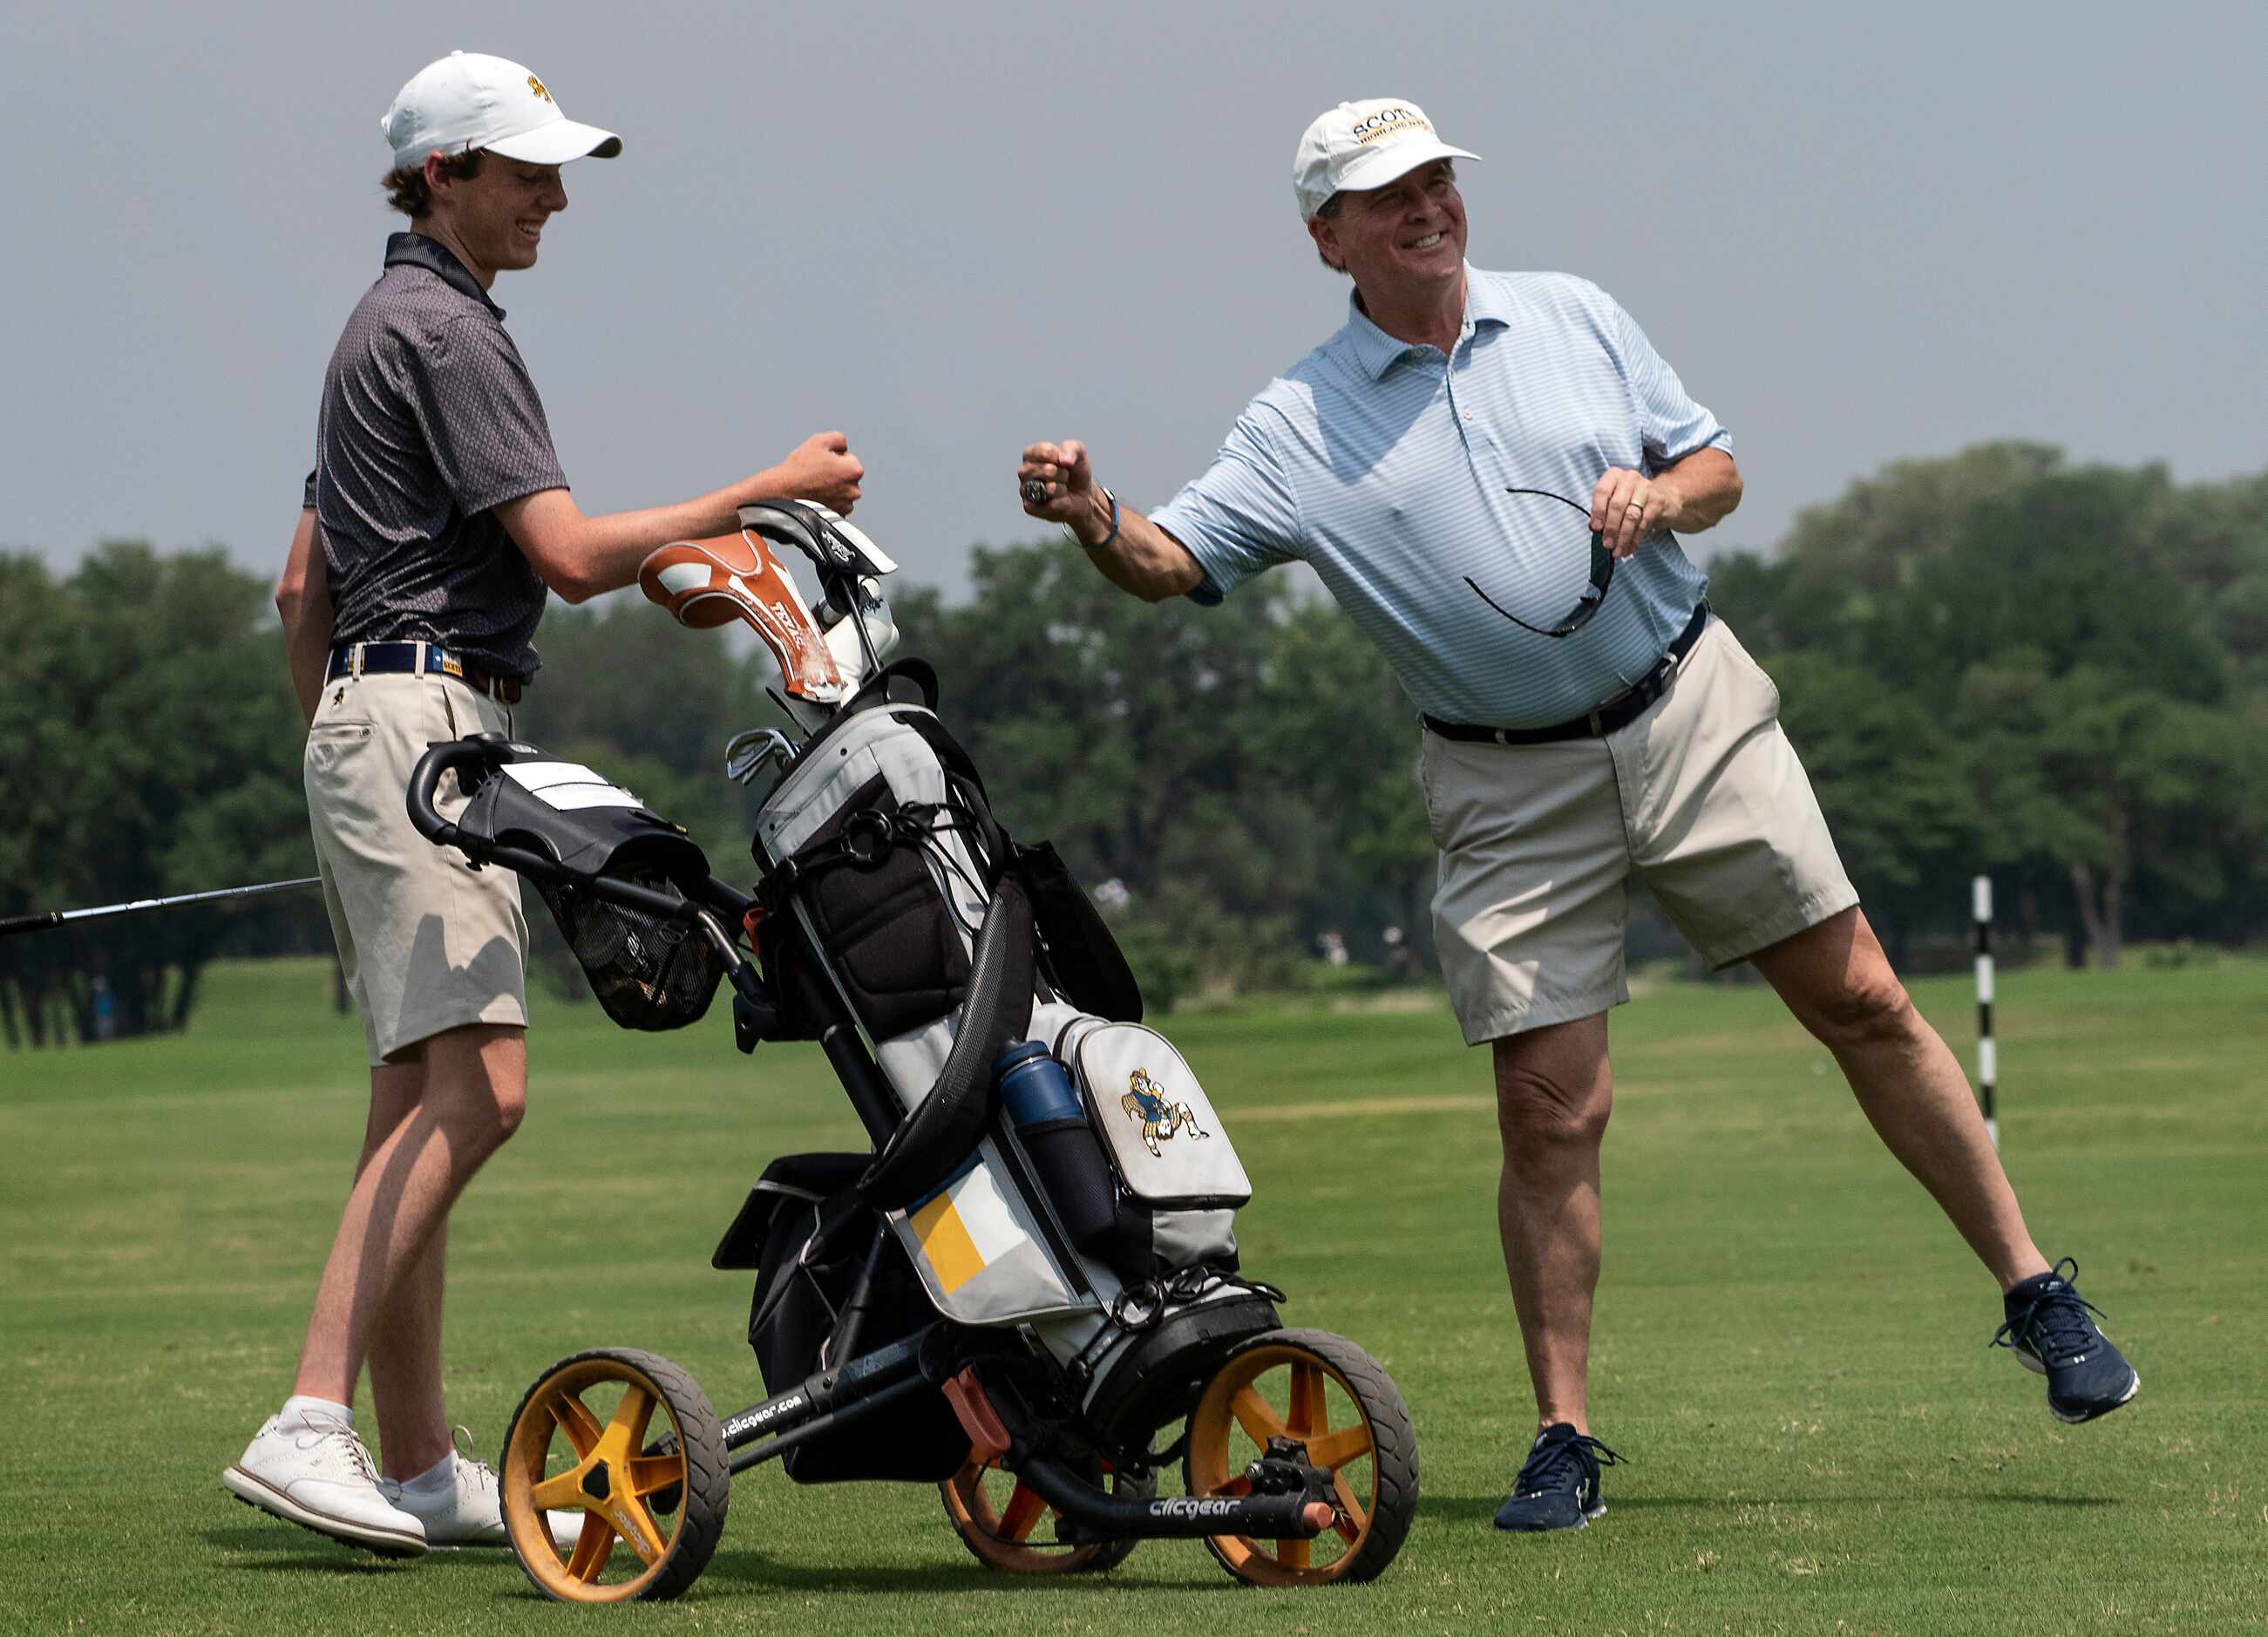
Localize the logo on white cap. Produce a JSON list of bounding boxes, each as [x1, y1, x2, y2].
[[1293, 98, 1479, 220], [383, 51, 621, 172]]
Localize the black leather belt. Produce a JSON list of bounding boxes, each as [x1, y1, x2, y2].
[[325, 641, 525, 703], [1423, 602, 1710, 746]]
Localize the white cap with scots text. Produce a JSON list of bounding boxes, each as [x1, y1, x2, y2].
[[1293, 98, 1477, 220], [383, 51, 621, 171]]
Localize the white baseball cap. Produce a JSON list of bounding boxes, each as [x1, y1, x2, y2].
[[1293, 98, 1479, 220], [383, 51, 622, 172]]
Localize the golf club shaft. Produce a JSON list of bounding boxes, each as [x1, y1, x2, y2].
[[0, 877, 323, 937]]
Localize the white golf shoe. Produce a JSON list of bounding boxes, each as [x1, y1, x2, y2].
[[381, 1431, 584, 1552], [221, 1410, 428, 1557]]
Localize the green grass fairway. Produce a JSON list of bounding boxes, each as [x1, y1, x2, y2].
[[4, 956, 2265, 1634]]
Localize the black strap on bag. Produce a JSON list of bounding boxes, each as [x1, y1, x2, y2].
[[856, 876, 1036, 1211], [901, 713, 1008, 875], [900, 713, 1143, 1022], [1009, 839, 1143, 1022]]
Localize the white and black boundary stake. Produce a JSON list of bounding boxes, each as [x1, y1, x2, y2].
[[1973, 874, 1998, 1149], [0, 878, 322, 938]]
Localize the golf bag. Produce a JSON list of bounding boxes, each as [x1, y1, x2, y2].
[[732, 669, 1268, 1457]]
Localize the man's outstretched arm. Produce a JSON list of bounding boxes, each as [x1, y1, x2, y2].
[[498, 431, 866, 605], [1017, 439, 1205, 603]]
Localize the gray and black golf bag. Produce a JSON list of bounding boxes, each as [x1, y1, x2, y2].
[[730, 657, 1280, 1469]]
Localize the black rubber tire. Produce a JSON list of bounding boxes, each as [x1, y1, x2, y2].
[[1185, 1328, 1419, 1587], [499, 1347, 730, 1604], [1069, 1463, 1153, 1572], [939, 1454, 1151, 1573]]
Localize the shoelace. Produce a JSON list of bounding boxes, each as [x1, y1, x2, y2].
[[295, 1412, 381, 1484], [1513, 1430, 1625, 1498], [449, 1425, 501, 1498], [1990, 1257, 2108, 1368]]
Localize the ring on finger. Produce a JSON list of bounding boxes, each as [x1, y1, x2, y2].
[[1021, 479, 1049, 505], [1625, 499, 1646, 515]]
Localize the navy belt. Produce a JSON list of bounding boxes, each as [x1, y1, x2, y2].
[[325, 641, 525, 703], [1423, 603, 1710, 746]]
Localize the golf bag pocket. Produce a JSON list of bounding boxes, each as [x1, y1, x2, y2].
[[1052, 1021, 1249, 1280], [794, 778, 970, 1041], [737, 1154, 971, 1484], [1064, 1023, 1250, 1210], [889, 1139, 1088, 1325]]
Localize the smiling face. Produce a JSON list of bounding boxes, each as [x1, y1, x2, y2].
[[421, 153, 569, 285], [1307, 160, 1466, 298]]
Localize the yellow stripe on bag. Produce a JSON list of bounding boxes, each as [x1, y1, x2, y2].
[[909, 1191, 986, 1294]]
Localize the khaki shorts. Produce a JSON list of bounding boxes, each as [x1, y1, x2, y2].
[[1421, 616, 1857, 1044], [305, 671, 529, 1066]]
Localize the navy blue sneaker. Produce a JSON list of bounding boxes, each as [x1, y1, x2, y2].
[[1494, 1423, 1624, 1532], [1991, 1258, 2140, 1423]]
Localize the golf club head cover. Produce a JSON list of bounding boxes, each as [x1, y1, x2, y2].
[[639, 530, 845, 699]]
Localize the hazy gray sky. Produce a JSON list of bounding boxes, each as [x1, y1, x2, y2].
[[3, 1, 2258, 601]]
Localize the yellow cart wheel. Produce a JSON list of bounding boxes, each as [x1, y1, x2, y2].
[[940, 1453, 1147, 1573], [499, 1348, 728, 1603], [1183, 1328, 1417, 1586]]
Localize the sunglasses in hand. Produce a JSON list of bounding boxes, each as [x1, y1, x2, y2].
[[1465, 486, 1615, 639]]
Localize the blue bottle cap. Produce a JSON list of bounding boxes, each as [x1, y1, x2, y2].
[[995, 1039, 1052, 1075]]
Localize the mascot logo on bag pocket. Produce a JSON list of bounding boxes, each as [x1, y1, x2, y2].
[[1119, 1067, 1210, 1159]]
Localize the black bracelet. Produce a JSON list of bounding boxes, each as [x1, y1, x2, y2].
[[1079, 486, 1120, 552]]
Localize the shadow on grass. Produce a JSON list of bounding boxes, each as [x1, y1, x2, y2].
[[493, 1549, 1230, 1602], [1420, 1492, 2122, 1525], [203, 1522, 514, 1572]]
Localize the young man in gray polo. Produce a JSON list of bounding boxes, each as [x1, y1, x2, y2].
[[1017, 98, 2136, 1534], [227, 51, 866, 1555]]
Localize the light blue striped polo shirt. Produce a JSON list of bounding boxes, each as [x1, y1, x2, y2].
[[1151, 266, 1728, 728]]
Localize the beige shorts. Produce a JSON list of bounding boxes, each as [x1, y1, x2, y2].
[[1422, 616, 1857, 1044], [304, 671, 529, 1066]]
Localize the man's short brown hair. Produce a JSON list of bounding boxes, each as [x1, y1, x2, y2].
[[1313, 192, 1347, 274], [381, 149, 486, 219]]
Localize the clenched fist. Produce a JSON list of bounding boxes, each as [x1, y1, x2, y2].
[[774, 431, 865, 514], [1018, 439, 1104, 538]]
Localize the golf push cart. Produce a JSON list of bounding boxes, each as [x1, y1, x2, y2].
[[404, 503, 1418, 1601]]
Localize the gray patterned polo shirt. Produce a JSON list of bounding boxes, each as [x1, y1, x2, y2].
[[305, 233, 569, 678]]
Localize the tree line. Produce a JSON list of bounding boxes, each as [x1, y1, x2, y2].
[[5, 443, 2262, 1046]]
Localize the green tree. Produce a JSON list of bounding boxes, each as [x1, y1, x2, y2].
[[1725, 446, 2268, 965], [1768, 651, 1978, 965], [1252, 595, 1437, 972], [0, 547, 310, 1046]]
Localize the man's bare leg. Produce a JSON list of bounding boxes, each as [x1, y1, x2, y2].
[[349, 1063, 453, 1480], [1492, 1013, 1614, 1433], [1748, 907, 2047, 1290], [291, 1024, 526, 1438]]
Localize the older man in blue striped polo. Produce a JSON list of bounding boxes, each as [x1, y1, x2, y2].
[[1017, 97, 2138, 1532]]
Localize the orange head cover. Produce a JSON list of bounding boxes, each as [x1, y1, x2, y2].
[[638, 527, 845, 701]]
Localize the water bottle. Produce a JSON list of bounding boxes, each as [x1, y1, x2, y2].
[[995, 1041, 1119, 1260]]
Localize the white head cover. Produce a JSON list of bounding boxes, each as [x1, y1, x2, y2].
[[1293, 98, 1479, 220], [383, 51, 621, 171]]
